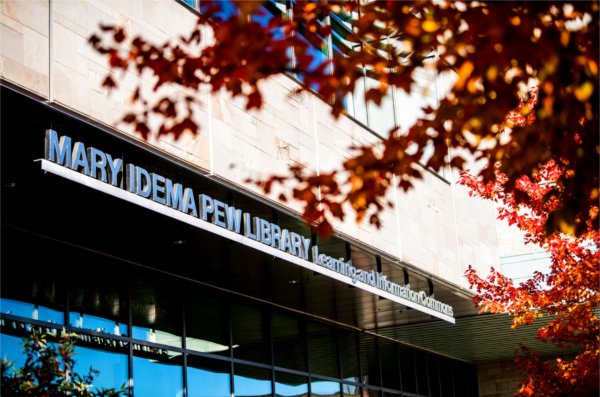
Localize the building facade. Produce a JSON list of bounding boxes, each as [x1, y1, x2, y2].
[[0, 1, 543, 396]]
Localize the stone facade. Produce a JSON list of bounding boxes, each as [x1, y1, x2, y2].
[[1, 0, 499, 289], [477, 360, 523, 397]]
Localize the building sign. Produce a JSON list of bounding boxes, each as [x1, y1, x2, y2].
[[42, 130, 455, 323]]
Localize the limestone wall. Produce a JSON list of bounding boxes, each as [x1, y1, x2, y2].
[[1, 0, 499, 288], [477, 360, 522, 397]]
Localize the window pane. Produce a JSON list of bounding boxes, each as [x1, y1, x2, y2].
[[0, 333, 27, 371], [74, 344, 128, 393], [398, 347, 416, 393], [1, 235, 65, 325], [427, 354, 441, 397], [307, 320, 339, 378], [366, 75, 396, 135], [311, 379, 341, 397], [359, 334, 380, 387], [272, 311, 306, 371], [452, 360, 472, 397], [331, 17, 354, 57], [342, 383, 362, 397], [185, 291, 230, 356], [379, 340, 399, 390], [1, 298, 63, 325], [253, 3, 286, 40], [352, 76, 368, 125], [438, 357, 454, 397], [339, 330, 360, 383], [131, 276, 182, 348], [199, 0, 237, 20], [297, 32, 329, 73], [182, 0, 197, 8], [133, 351, 183, 397], [275, 372, 308, 397], [234, 364, 272, 397], [69, 275, 127, 336], [414, 350, 429, 395], [187, 355, 231, 397], [231, 303, 270, 365]]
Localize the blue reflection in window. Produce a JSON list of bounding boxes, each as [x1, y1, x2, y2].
[[188, 366, 230, 397], [200, 0, 237, 21], [74, 345, 128, 392], [0, 298, 63, 325], [252, 5, 285, 40], [0, 333, 27, 371], [133, 355, 183, 397], [297, 34, 329, 73], [132, 325, 149, 341], [275, 381, 308, 397], [234, 372, 272, 396], [70, 312, 127, 336], [295, 34, 330, 92], [311, 380, 341, 396]]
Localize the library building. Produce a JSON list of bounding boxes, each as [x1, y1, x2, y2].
[[1, 1, 554, 396]]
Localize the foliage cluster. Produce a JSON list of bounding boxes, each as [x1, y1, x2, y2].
[[462, 162, 599, 397], [1, 331, 124, 397], [90, 1, 598, 237]]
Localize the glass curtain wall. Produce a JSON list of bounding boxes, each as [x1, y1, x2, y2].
[[0, 234, 478, 397], [181, 0, 404, 136]]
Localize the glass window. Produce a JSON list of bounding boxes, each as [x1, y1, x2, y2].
[[199, 0, 237, 21], [459, 361, 480, 397], [1, 235, 66, 325], [185, 291, 230, 356], [414, 350, 429, 396], [69, 275, 128, 336], [311, 379, 341, 397], [297, 32, 329, 73], [427, 354, 441, 397], [339, 330, 360, 383], [366, 74, 396, 135], [74, 345, 128, 393], [133, 351, 183, 397], [0, 298, 63, 325], [342, 383, 362, 397], [351, 75, 368, 125], [272, 311, 307, 371], [295, 8, 330, 90], [438, 357, 454, 397], [187, 355, 231, 397], [253, 2, 286, 40], [131, 276, 182, 348], [233, 364, 272, 397], [254, 1, 290, 70], [231, 303, 270, 365], [379, 340, 400, 390], [359, 334, 380, 387], [331, 17, 355, 57], [0, 333, 27, 371], [398, 347, 416, 394], [275, 372, 309, 397], [307, 320, 339, 378], [182, 0, 197, 8]]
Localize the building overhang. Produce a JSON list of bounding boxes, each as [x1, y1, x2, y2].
[[1, 85, 573, 365]]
